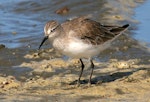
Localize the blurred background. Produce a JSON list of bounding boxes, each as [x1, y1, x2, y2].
[[0, 0, 149, 49]]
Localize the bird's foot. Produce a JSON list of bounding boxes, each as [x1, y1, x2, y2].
[[76, 80, 81, 87]]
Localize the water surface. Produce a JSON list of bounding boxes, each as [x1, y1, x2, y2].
[[134, 0, 150, 47], [1, 0, 149, 49]]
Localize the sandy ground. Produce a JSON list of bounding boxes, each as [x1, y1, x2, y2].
[[0, 46, 150, 102]]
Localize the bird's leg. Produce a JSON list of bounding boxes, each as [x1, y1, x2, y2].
[[88, 59, 94, 86], [77, 59, 84, 86]]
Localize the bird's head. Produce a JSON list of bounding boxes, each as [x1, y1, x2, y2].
[[38, 20, 61, 50]]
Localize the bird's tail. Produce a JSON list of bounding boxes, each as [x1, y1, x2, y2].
[[109, 24, 129, 35]]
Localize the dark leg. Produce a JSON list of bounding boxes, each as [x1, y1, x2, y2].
[[77, 59, 84, 86], [88, 59, 94, 85]]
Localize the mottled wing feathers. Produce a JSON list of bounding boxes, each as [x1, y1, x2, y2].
[[62, 17, 129, 45]]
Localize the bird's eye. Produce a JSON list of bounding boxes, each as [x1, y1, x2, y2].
[[51, 25, 58, 32], [51, 29, 54, 32]]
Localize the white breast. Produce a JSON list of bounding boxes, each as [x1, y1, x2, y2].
[[62, 38, 100, 58]]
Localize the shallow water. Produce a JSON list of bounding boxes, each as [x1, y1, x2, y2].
[[0, 0, 149, 49], [134, 0, 150, 46]]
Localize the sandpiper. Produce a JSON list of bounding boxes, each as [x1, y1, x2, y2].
[[39, 16, 129, 86]]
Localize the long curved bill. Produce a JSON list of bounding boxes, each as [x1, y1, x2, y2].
[[38, 36, 48, 50]]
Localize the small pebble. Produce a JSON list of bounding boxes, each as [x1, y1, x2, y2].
[[55, 6, 69, 15], [12, 31, 17, 35]]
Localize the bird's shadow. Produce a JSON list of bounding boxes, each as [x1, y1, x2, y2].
[[69, 67, 148, 85]]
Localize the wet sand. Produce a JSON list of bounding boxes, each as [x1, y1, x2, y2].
[[0, 59, 150, 102]]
